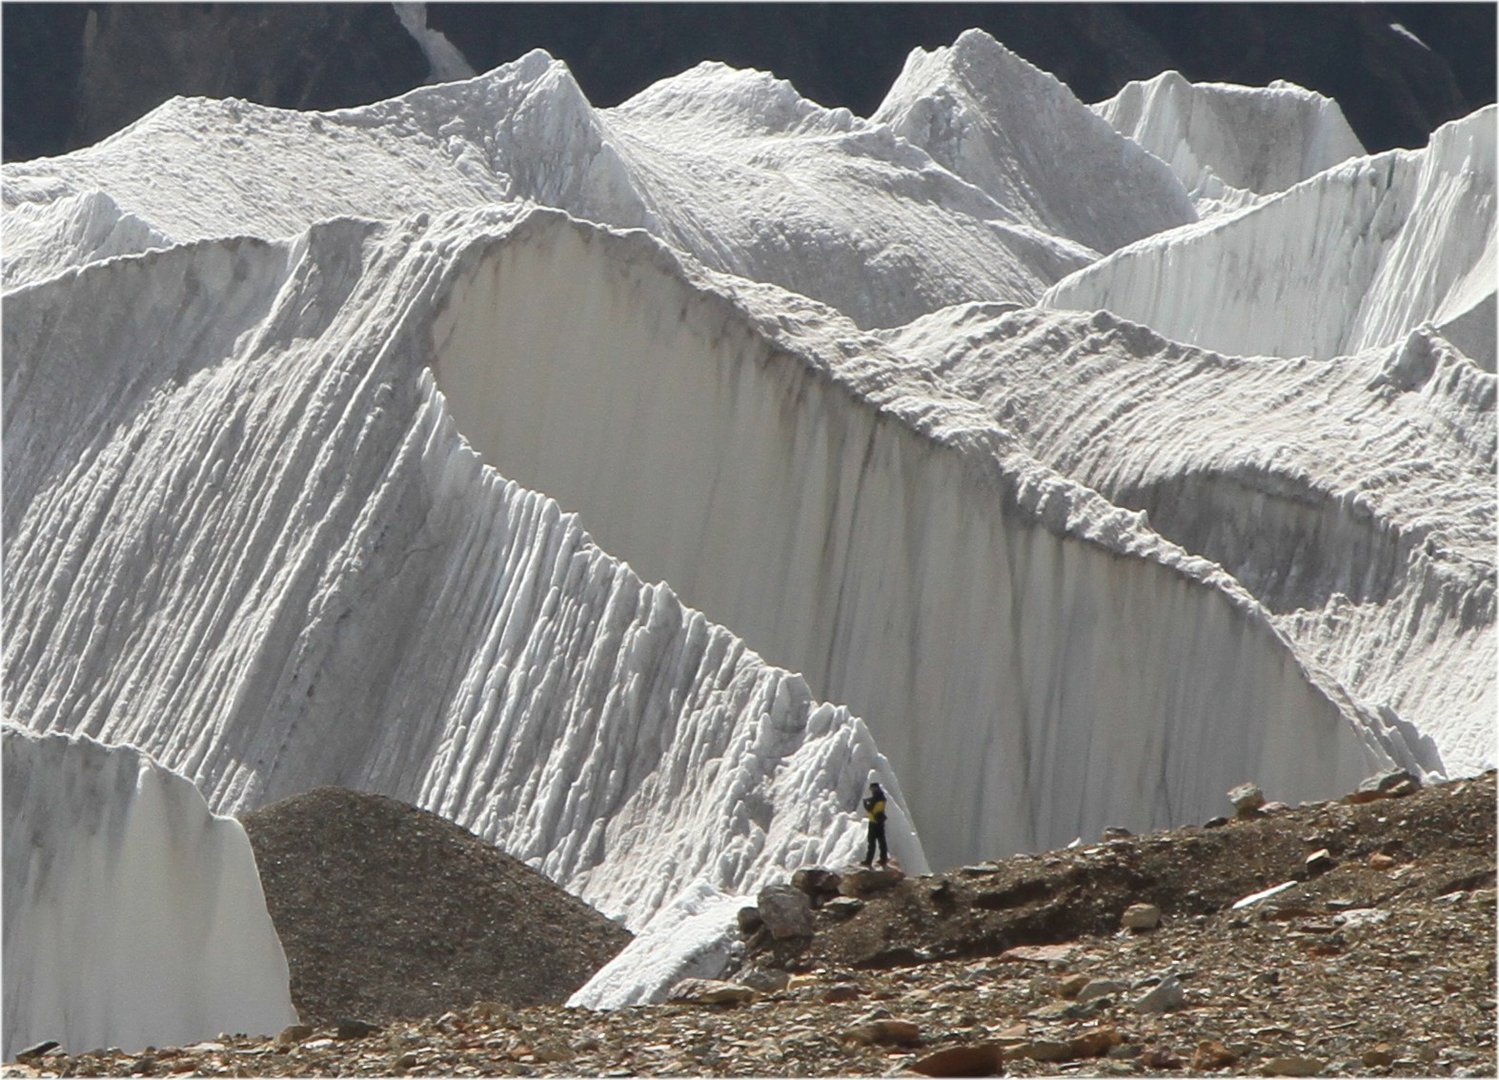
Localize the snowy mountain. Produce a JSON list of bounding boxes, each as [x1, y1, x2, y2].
[[2, 726, 298, 1057], [1092, 71, 1366, 214], [3, 28, 1493, 1015]]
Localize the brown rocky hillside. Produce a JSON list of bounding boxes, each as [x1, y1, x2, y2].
[[6, 772, 1492, 1078], [239, 787, 631, 1026]]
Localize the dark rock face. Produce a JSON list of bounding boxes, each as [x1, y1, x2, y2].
[[240, 787, 630, 1027], [4, 5, 1493, 160]]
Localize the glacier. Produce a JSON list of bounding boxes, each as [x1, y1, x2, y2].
[[1044, 105, 1497, 370], [2, 725, 298, 1058], [3, 27, 1494, 1016]]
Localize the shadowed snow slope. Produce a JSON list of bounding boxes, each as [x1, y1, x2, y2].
[[878, 305, 1494, 775], [1043, 106, 1497, 370], [2, 208, 924, 952], [1, 725, 298, 1058], [1, 48, 1089, 327], [1093, 72, 1366, 213], [872, 29, 1197, 254]]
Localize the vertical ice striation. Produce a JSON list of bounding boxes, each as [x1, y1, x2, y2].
[[2, 209, 925, 945], [2, 725, 298, 1058], [1093, 72, 1366, 213], [1043, 106, 1497, 370]]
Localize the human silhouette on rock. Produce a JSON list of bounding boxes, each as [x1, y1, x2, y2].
[[861, 781, 889, 868]]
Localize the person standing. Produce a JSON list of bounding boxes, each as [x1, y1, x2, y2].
[[861, 782, 889, 868]]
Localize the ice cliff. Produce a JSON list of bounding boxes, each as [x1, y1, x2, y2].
[[1093, 72, 1366, 213], [2, 725, 298, 1057], [1044, 106, 1497, 369], [3, 28, 1493, 1014]]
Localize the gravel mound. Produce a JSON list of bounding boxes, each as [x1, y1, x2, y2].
[[240, 788, 630, 1026]]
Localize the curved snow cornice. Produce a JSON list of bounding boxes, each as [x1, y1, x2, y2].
[[2, 725, 298, 1058], [1043, 105, 1498, 370], [427, 207, 1436, 869], [1093, 70, 1366, 211]]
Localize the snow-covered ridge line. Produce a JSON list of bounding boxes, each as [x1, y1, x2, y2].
[[429, 207, 1431, 868], [2, 725, 298, 1058], [1043, 104, 1497, 370], [2, 206, 923, 960], [872, 28, 1197, 253], [1, 43, 1089, 326], [1093, 71, 1366, 213], [877, 304, 1494, 775]]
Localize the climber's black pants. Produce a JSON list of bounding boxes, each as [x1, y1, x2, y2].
[[865, 820, 888, 865]]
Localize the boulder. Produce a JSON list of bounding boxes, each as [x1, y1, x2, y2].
[[1134, 976, 1185, 1014], [667, 978, 756, 1005], [333, 1018, 382, 1039], [1007, 1039, 1074, 1062], [823, 896, 865, 917], [1070, 1027, 1123, 1058], [1264, 1055, 1325, 1076], [1140, 1044, 1184, 1069], [1192, 1039, 1238, 1069], [736, 905, 764, 934], [909, 1043, 1003, 1076], [1077, 978, 1128, 1003], [791, 867, 843, 907], [1350, 769, 1422, 803], [756, 884, 814, 939], [1121, 902, 1161, 930], [1305, 849, 1336, 875], [737, 967, 790, 993], [841, 866, 904, 896], [1228, 782, 1266, 816], [822, 983, 862, 1003]]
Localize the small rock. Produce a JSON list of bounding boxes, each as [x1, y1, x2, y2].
[[823, 983, 862, 1003], [1261, 800, 1291, 814], [1069, 1027, 1122, 1058], [1121, 902, 1161, 930], [1007, 1039, 1075, 1062], [668, 977, 756, 1005], [1102, 826, 1133, 839], [302, 1039, 337, 1051], [998, 942, 1083, 965], [823, 896, 865, 918], [334, 1018, 382, 1039], [1305, 849, 1336, 875], [737, 905, 764, 934], [756, 884, 815, 938], [738, 967, 791, 993], [1263, 1055, 1325, 1076], [1140, 1044, 1183, 1069], [1356, 768, 1422, 800], [1077, 978, 1128, 1003], [847, 1018, 922, 1047], [1367, 852, 1396, 870], [1135, 975, 1185, 1014], [1204, 816, 1230, 828], [909, 1043, 1003, 1077], [1228, 782, 1266, 815], [275, 1024, 315, 1046], [1193, 1040, 1238, 1069], [1358, 1038, 1394, 1063], [1058, 973, 1091, 998], [15, 1042, 60, 1060], [393, 1052, 420, 1069]]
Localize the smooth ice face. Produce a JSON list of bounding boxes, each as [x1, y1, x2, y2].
[[1044, 106, 1497, 370], [2, 726, 298, 1058], [1093, 71, 1366, 212]]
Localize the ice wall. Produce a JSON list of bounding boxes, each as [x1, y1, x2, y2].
[[2, 209, 925, 944], [1043, 106, 1497, 370], [873, 29, 1196, 253], [2, 725, 298, 1058], [428, 210, 1421, 871], [1093, 72, 1365, 212], [879, 305, 1493, 774]]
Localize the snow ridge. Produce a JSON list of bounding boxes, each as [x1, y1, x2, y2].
[[1044, 106, 1497, 369], [1094, 72, 1366, 213], [2, 725, 298, 1058]]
